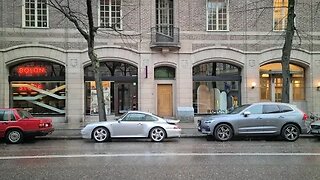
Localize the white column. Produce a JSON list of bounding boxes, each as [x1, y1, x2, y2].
[[65, 53, 85, 124]]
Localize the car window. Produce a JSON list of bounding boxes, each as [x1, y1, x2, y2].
[[228, 104, 251, 114], [17, 109, 33, 119], [263, 105, 281, 114], [7, 110, 15, 121], [123, 113, 146, 121], [0, 110, 5, 121], [145, 115, 157, 121], [246, 105, 263, 114], [279, 105, 293, 112], [0, 110, 15, 121]]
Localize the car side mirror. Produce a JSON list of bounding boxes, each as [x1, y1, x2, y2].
[[117, 119, 121, 123], [243, 111, 251, 117]]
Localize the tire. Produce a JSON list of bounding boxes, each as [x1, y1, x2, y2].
[[214, 124, 233, 141], [150, 127, 166, 142], [92, 127, 110, 142], [281, 124, 300, 142], [6, 129, 23, 144]]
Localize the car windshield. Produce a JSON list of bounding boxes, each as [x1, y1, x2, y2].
[[118, 112, 128, 120], [17, 109, 33, 119], [228, 104, 251, 114]]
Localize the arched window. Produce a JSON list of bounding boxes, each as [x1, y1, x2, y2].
[[9, 61, 65, 115], [84, 61, 138, 115], [193, 62, 241, 114], [154, 66, 175, 79], [260, 63, 305, 102]]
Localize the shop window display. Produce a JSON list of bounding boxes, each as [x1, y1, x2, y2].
[[259, 63, 305, 102], [9, 61, 65, 115], [84, 61, 138, 115], [193, 62, 241, 115]]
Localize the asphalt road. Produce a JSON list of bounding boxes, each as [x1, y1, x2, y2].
[[1, 138, 320, 180]]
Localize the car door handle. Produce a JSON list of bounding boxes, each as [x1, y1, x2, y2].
[[1, 122, 8, 125], [137, 123, 143, 125], [279, 116, 285, 118], [256, 117, 262, 120]]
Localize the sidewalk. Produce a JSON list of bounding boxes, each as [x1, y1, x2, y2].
[[41, 121, 314, 140]]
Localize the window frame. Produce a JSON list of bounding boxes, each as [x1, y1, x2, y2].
[[98, 0, 123, 30], [156, 0, 174, 36], [206, 0, 229, 31], [22, 0, 49, 28], [273, 0, 288, 31]]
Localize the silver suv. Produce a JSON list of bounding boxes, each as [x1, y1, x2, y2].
[[197, 102, 308, 141]]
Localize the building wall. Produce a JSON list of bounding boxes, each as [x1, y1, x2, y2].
[[1, 0, 320, 123]]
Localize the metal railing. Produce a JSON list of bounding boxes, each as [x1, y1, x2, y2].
[[150, 26, 180, 48]]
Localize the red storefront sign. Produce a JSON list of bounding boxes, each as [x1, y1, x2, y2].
[[17, 66, 47, 76], [18, 83, 44, 92]]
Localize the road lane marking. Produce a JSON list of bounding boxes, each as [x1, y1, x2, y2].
[[1, 152, 320, 160]]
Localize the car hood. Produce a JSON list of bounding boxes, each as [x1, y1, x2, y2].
[[200, 114, 237, 122]]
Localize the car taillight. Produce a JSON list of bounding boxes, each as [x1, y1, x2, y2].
[[39, 123, 50, 128], [174, 125, 180, 129], [302, 113, 308, 121]]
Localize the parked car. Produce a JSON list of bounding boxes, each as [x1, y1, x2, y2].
[[0, 108, 54, 144], [197, 102, 308, 141], [81, 111, 181, 142]]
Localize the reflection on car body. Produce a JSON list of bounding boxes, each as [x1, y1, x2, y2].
[[197, 102, 308, 141], [81, 111, 181, 142]]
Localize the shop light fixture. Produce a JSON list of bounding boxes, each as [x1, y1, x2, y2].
[[251, 82, 256, 89]]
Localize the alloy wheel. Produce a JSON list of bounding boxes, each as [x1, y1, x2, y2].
[[150, 127, 166, 142], [93, 127, 109, 142], [215, 124, 233, 141], [282, 124, 299, 141]]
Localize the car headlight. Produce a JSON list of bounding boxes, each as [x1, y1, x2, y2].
[[204, 119, 215, 124]]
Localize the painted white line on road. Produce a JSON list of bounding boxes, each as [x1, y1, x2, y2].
[[1, 152, 320, 160]]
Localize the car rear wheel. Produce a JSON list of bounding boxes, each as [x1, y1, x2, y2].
[[6, 129, 23, 144], [281, 124, 300, 141], [150, 127, 166, 142], [214, 124, 233, 141], [92, 127, 110, 142]]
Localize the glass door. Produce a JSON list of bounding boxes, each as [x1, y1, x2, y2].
[[274, 77, 283, 102]]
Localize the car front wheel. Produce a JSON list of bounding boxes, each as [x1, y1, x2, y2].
[[92, 127, 110, 142], [6, 129, 23, 144], [150, 127, 166, 142], [214, 124, 233, 141], [281, 124, 300, 141]]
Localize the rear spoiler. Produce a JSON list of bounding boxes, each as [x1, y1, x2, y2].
[[165, 119, 180, 125]]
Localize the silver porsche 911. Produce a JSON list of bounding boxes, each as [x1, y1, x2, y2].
[[81, 111, 181, 142]]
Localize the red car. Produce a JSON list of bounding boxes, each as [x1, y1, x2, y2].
[[0, 108, 54, 144]]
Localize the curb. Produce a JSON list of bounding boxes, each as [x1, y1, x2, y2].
[[37, 134, 316, 140]]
